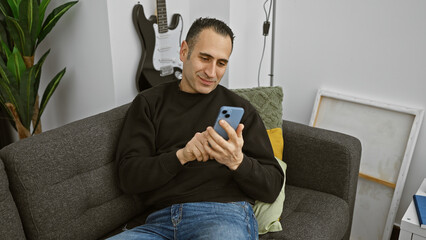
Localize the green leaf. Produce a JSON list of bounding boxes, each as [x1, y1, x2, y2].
[[0, 53, 18, 91], [0, 57, 19, 109], [0, 38, 12, 59], [36, 1, 77, 46], [5, 16, 25, 54], [0, 0, 13, 19], [0, 83, 7, 103], [0, 53, 11, 84], [0, 94, 16, 130], [37, 0, 50, 36], [19, 0, 39, 55], [0, 72, 14, 103], [6, 46, 25, 84], [20, 65, 36, 127], [19, 0, 34, 32], [0, 22, 12, 62], [32, 48, 49, 96], [0, 23, 10, 46], [33, 67, 65, 133], [6, 0, 19, 18], [16, 65, 35, 128], [0, 79, 17, 112]]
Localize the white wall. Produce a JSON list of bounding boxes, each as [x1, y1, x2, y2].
[[230, 0, 426, 226], [106, 0, 142, 107], [36, 0, 425, 228], [37, 0, 116, 130], [229, 0, 274, 89]]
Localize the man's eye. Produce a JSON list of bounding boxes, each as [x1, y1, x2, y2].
[[200, 57, 209, 61]]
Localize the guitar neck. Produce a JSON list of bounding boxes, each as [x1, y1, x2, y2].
[[157, 0, 168, 33]]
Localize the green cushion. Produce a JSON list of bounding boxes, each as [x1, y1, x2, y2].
[[254, 157, 287, 234], [232, 86, 283, 129]]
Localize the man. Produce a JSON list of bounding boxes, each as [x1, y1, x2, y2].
[[112, 18, 283, 240]]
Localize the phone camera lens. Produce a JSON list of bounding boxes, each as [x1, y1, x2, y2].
[[225, 114, 230, 118], [222, 110, 228, 114]]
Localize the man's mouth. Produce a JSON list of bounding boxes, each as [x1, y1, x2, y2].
[[198, 75, 216, 86], [200, 78, 215, 85]]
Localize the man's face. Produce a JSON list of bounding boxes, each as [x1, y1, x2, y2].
[[179, 29, 232, 94]]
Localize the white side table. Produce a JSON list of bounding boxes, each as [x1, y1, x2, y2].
[[399, 178, 426, 240]]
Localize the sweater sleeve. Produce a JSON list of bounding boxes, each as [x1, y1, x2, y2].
[[231, 108, 284, 203], [115, 95, 184, 194]]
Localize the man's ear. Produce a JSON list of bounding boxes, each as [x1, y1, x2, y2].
[[180, 41, 189, 62]]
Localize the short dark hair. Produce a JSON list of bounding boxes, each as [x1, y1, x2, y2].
[[185, 17, 235, 58]]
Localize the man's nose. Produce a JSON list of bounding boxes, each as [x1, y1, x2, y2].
[[205, 62, 216, 78]]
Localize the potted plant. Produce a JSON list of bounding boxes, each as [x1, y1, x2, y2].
[[0, 0, 78, 139]]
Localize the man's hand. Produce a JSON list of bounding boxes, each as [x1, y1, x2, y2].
[[204, 120, 244, 170], [176, 132, 210, 165]]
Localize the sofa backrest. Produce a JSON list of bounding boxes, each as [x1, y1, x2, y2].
[[0, 104, 143, 240], [0, 159, 26, 239]]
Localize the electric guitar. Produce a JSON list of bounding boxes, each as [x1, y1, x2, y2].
[[133, 0, 183, 91]]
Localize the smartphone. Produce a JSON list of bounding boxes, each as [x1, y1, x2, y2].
[[213, 106, 244, 140]]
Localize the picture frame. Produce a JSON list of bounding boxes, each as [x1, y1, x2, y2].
[[309, 89, 424, 240]]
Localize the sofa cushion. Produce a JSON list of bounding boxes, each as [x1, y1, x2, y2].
[[232, 86, 284, 160], [0, 160, 26, 239], [254, 157, 287, 234], [0, 104, 144, 240], [231, 86, 284, 159], [232, 86, 283, 130], [232, 87, 284, 159], [266, 128, 284, 160], [260, 185, 349, 240]]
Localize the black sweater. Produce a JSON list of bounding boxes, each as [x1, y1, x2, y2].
[[116, 81, 284, 211]]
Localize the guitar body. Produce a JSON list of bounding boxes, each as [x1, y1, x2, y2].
[[152, 14, 183, 77], [133, 3, 182, 91]]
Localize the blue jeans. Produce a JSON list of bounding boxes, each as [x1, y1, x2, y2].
[[107, 201, 258, 240]]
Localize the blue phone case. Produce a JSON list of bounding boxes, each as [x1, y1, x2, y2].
[[213, 106, 244, 140]]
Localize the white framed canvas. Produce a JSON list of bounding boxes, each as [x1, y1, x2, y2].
[[309, 89, 424, 240]]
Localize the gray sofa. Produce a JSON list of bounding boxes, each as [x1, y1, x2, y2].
[[0, 103, 361, 240]]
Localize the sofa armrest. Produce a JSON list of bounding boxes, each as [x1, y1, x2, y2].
[[0, 160, 26, 239], [282, 120, 361, 240], [282, 120, 361, 204], [0, 104, 143, 240]]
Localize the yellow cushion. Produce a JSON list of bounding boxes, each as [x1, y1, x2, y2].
[[267, 128, 284, 160]]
